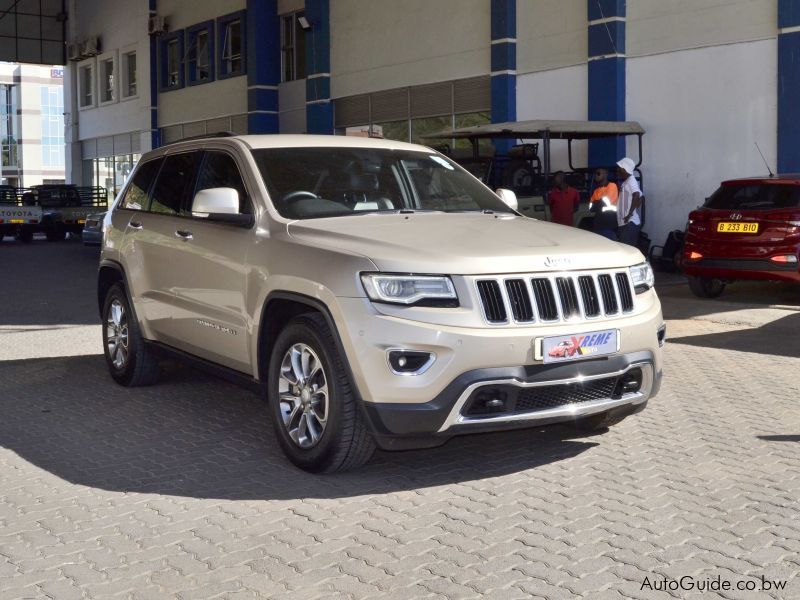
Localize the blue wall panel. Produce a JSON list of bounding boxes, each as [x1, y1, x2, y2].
[[247, 0, 279, 134]]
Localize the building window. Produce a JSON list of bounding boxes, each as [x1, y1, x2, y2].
[[122, 51, 137, 97], [79, 62, 94, 107], [187, 21, 214, 85], [218, 11, 245, 78], [281, 12, 306, 82], [99, 57, 115, 103], [41, 86, 65, 168], [160, 32, 184, 91], [0, 84, 18, 168]]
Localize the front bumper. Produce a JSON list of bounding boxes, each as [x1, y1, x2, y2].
[[362, 350, 661, 448]]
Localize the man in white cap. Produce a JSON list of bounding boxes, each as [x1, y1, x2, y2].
[[615, 157, 642, 247]]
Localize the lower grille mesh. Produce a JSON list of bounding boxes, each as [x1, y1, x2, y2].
[[515, 377, 619, 412]]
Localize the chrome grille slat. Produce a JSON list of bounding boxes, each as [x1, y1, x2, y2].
[[476, 269, 637, 326]]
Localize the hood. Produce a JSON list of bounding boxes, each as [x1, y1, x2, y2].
[[287, 212, 644, 274]]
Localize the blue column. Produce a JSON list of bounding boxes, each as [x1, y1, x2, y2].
[[305, 0, 333, 134], [491, 0, 516, 155], [247, 0, 280, 134], [778, 0, 800, 173], [149, 0, 159, 148], [587, 0, 626, 167]]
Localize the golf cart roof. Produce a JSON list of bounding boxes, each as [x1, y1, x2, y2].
[[429, 119, 645, 140]]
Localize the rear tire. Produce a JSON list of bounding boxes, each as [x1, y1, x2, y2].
[[17, 229, 33, 243], [688, 276, 726, 298], [102, 283, 160, 386], [268, 313, 376, 473]]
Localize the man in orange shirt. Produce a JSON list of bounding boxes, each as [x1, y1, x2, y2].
[[548, 171, 580, 226], [590, 168, 619, 240]]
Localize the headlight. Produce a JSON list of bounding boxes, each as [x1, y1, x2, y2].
[[361, 273, 458, 306], [629, 262, 655, 293]]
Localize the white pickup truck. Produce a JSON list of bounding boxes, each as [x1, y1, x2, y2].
[[0, 187, 42, 242]]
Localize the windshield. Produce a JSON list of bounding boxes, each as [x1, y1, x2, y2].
[[251, 147, 513, 219], [705, 183, 800, 211]]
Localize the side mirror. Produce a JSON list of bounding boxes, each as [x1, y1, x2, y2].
[[191, 187, 253, 227], [496, 188, 518, 211]]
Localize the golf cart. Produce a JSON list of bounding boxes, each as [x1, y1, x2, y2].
[[427, 119, 645, 230]]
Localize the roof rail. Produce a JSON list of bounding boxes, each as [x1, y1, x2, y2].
[[167, 131, 238, 144]]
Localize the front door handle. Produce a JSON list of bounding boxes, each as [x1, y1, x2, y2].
[[175, 230, 193, 240], [129, 220, 143, 229]]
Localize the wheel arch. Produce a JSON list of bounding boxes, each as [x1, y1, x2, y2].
[[256, 292, 360, 395]]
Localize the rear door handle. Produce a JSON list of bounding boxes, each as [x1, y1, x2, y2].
[[128, 220, 143, 229], [175, 230, 193, 240]]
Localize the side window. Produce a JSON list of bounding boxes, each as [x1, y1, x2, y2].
[[121, 158, 162, 210], [149, 152, 201, 215], [194, 151, 251, 213]]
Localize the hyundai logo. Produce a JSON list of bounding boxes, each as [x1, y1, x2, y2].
[[729, 213, 743, 221]]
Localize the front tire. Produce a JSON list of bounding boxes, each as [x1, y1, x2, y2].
[[268, 313, 375, 473], [46, 229, 66, 242], [102, 283, 160, 386], [688, 276, 726, 298]]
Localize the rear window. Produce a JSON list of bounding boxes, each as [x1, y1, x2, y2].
[[705, 183, 800, 210]]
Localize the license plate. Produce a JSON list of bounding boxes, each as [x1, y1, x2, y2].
[[78, 219, 86, 224], [10, 219, 23, 224], [541, 329, 618, 364], [717, 222, 759, 233]]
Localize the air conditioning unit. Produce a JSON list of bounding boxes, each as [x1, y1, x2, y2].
[[81, 36, 100, 56], [148, 15, 167, 35], [67, 43, 81, 61]]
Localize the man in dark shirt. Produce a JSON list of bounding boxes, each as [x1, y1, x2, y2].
[[548, 171, 580, 226]]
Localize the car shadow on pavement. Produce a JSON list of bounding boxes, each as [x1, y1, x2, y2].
[[0, 355, 599, 500], [657, 281, 799, 321], [757, 435, 800, 442], [667, 311, 800, 359]]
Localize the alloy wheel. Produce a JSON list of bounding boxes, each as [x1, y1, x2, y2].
[[106, 299, 129, 369], [278, 343, 329, 449]]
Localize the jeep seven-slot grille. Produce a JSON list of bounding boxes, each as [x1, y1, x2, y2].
[[476, 271, 635, 325], [477, 280, 506, 323]]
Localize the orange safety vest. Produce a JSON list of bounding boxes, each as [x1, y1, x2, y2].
[[590, 182, 619, 205]]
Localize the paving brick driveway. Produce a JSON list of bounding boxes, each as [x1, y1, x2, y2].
[[1, 239, 798, 599]]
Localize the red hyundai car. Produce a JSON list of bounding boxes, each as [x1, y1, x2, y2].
[[682, 176, 800, 297]]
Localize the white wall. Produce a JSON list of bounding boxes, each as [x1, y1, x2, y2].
[[70, 0, 151, 141], [279, 78, 306, 134], [627, 39, 778, 245], [158, 0, 245, 31], [159, 78, 248, 127], [628, 0, 776, 57], [517, 0, 586, 74], [516, 64, 588, 171], [330, 0, 490, 98]]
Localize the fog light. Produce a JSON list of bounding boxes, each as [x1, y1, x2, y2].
[[466, 388, 509, 415], [387, 350, 435, 375], [615, 368, 643, 397]]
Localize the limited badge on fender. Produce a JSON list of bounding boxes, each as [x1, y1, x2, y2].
[[538, 329, 619, 363]]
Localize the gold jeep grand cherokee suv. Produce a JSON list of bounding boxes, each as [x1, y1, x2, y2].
[[98, 134, 665, 472]]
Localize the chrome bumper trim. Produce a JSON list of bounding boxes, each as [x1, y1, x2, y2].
[[438, 362, 654, 432]]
